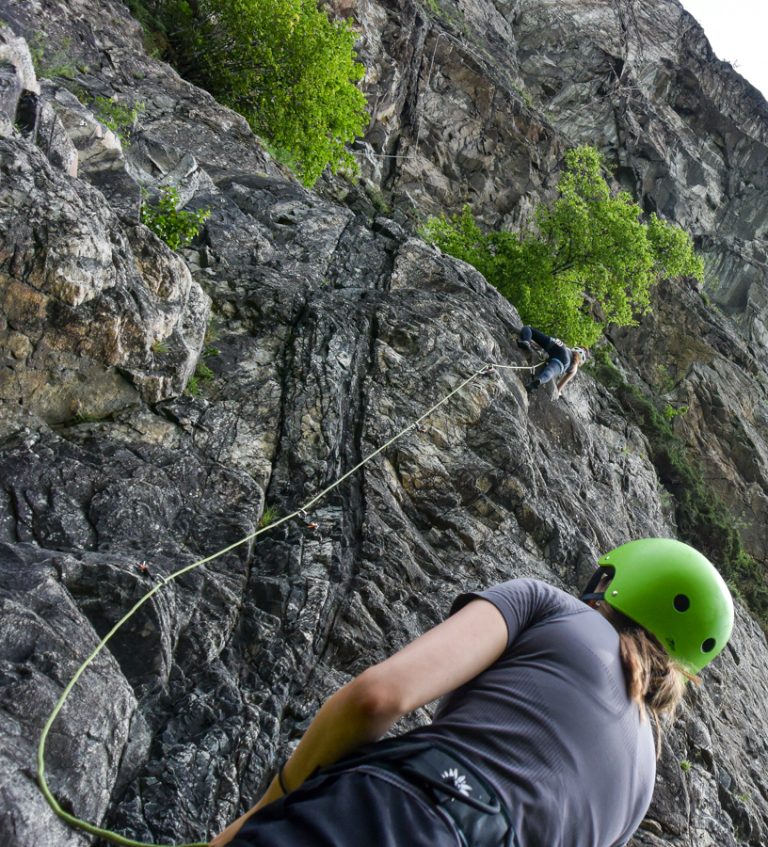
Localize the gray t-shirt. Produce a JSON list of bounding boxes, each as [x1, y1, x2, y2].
[[406, 578, 655, 847]]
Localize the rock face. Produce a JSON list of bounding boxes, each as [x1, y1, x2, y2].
[[0, 2, 767, 847], [0, 27, 210, 423]]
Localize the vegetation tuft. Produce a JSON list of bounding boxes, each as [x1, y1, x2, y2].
[[194, 361, 215, 382], [125, 0, 368, 186], [141, 186, 210, 250], [259, 504, 281, 528], [29, 33, 78, 79], [184, 374, 200, 397], [421, 146, 703, 347], [91, 96, 145, 144], [204, 315, 221, 346], [590, 347, 768, 626], [184, 360, 216, 397]]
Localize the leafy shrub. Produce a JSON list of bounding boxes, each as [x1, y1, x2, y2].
[[140, 186, 210, 250], [137, 0, 368, 186], [421, 146, 703, 346], [662, 403, 688, 421]]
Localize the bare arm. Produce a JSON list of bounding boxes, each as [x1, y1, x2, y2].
[[209, 598, 508, 845], [556, 363, 579, 396]]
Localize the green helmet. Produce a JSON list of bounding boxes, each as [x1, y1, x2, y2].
[[587, 538, 734, 673]]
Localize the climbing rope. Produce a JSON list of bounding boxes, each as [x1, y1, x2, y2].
[[37, 359, 538, 847]]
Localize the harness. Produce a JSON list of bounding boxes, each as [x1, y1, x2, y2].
[[318, 739, 519, 847]]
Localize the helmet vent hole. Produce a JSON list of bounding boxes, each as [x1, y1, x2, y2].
[[673, 594, 690, 612], [702, 637, 716, 653]]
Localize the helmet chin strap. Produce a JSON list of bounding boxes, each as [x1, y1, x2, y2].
[[581, 591, 604, 602], [581, 566, 612, 603]]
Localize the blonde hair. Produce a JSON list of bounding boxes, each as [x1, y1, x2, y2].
[[566, 350, 582, 375], [617, 622, 696, 753], [619, 628, 687, 714]]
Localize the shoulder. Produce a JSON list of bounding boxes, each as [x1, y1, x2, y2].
[[455, 577, 582, 609], [488, 576, 576, 603], [452, 579, 588, 647]]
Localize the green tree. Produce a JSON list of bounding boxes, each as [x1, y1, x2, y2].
[[421, 146, 704, 346], [152, 0, 368, 186]]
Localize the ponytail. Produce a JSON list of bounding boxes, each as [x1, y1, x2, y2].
[[617, 624, 693, 753]]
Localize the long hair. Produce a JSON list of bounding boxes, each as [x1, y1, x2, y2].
[[616, 619, 694, 753], [566, 350, 582, 375]]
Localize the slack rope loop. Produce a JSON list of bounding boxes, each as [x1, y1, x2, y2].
[[37, 360, 535, 847]]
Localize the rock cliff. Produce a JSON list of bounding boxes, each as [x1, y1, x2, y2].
[[1, 0, 767, 846]]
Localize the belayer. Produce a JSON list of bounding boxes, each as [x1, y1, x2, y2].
[[517, 325, 588, 396], [210, 538, 733, 847]]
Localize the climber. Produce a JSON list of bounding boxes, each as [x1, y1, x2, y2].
[[209, 538, 733, 847], [517, 325, 588, 397]]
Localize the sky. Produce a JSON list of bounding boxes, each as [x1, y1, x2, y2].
[[679, 0, 768, 99]]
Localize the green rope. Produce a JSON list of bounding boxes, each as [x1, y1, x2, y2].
[[37, 360, 534, 846]]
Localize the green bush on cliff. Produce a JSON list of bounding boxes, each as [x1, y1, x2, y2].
[[421, 146, 703, 347], [133, 0, 367, 186], [141, 186, 210, 250]]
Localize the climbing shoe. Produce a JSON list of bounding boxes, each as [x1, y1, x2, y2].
[[517, 340, 532, 352], [526, 378, 540, 393]]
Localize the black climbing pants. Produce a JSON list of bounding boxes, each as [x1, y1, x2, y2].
[[229, 740, 516, 847], [520, 326, 570, 384], [229, 768, 461, 847]]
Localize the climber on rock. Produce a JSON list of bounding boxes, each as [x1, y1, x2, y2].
[[517, 325, 588, 397], [209, 538, 733, 847]]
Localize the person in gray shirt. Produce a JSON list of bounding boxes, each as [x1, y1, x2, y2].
[[210, 538, 733, 847]]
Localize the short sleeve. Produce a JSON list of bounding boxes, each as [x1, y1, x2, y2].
[[450, 578, 573, 648]]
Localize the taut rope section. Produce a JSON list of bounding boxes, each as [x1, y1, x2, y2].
[[37, 360, 537, 847]]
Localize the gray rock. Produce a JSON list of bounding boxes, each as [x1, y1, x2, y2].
[[0, 25, 39, 137], [0, 136, 209, 421]]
